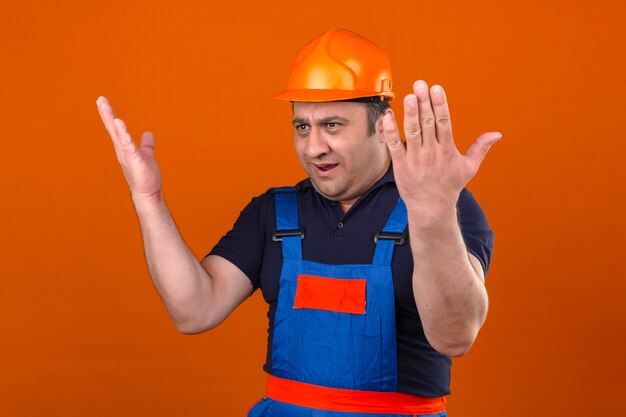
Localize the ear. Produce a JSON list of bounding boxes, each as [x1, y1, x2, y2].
[[377, 109, 393, 142]]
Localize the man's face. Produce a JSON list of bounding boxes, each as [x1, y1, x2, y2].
[[293, 101, 390, 209]]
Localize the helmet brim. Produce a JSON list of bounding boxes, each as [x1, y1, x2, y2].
[[274, 89, 394, 102]]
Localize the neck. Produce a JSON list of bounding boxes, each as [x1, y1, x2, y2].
[[339, 201, 355, 213], [336, 160, 391, 213]]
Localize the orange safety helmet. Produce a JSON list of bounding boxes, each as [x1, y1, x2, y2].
[[274, 28, 394, 102]]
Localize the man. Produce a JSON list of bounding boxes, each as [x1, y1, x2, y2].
[[97, 28, 499, 417]]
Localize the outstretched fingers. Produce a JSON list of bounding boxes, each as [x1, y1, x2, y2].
[[97, 96, 118, 141], [96, 96, 163, 198], [414, 80, 437, 146], [403, 94, 422, 149], [113, 117, 137, 150], [97, 97, 145, 173], [382, 111, 406, 162], [430, 85, 454, 146], [96, 96, 113, 124]]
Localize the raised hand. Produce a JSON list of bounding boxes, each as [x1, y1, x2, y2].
[[96, 96, 162, 201], [382, 80, 501, 212]]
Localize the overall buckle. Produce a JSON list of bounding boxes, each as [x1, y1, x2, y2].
[[273, 228, 306, 241], [374, 230, 407, 245]]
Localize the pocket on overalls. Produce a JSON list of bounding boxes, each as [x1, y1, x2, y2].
[[294, 274, 366, 314], [287, 274, 368, 386]]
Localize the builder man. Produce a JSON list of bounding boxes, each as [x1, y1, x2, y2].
[[97, 28, 499, 417]]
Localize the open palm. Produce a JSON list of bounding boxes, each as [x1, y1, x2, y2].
[[96, 96, 162, 200]]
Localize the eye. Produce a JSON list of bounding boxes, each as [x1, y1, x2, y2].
[[295, 124, 309, 131], [325, 122, 341, 129]]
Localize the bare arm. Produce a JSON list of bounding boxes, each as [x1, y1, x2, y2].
[[408, 204, 488, 357], [382, 81, 500, 357], [96, 97, 252, 334]]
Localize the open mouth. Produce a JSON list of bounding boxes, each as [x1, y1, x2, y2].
[[315, 163, 338, 172]]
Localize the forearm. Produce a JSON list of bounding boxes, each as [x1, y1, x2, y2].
[[96, 97, 239, 333], [132, 193, 215, 332], [409, 204, 488, 357]]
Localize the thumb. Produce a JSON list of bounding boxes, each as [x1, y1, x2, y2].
[[465, 131, 502, 171], [140, 131, 155, 157]]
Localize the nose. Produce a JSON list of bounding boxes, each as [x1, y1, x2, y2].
[[303, 127, 330, 158]]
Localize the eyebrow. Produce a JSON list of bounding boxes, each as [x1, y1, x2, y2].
[[292, 117, 307, 126], [292, 115, 349, 126]]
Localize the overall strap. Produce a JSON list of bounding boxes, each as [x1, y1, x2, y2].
[[272, 187, 303, 260], [372, 198, 408, 266]]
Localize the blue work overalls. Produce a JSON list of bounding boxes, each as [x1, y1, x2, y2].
[[248, 188, 447, 417]]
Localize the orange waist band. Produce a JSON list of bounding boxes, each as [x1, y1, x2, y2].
[[265, 374, 446, 415]]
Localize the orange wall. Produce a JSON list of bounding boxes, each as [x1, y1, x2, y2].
[[1, 1, 625, 415]]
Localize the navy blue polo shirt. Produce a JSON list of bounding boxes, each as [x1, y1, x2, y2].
[[209, 166, 494, 397]]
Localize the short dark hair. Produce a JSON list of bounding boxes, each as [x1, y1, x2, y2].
[[343, 97, 391, 135]]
